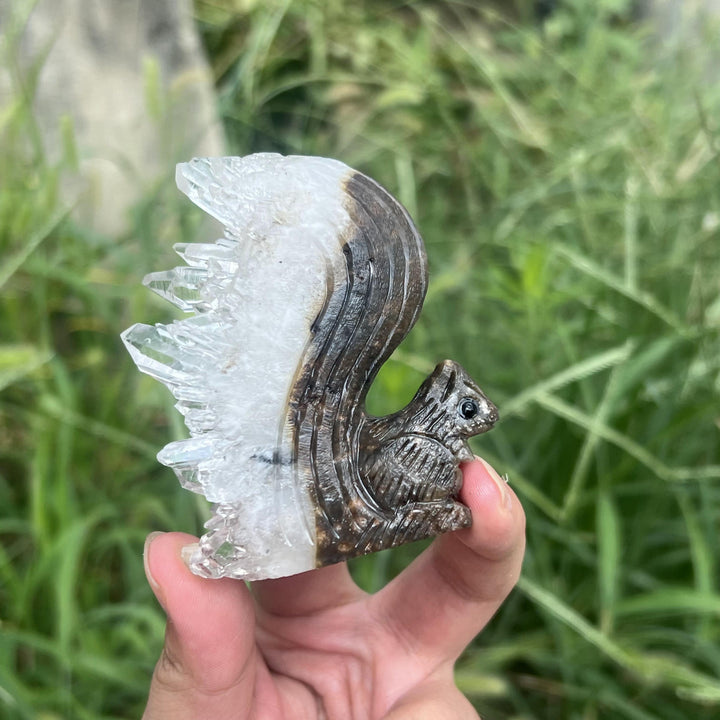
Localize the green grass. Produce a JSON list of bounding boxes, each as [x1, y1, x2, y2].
[[1, 1, 719, 718]]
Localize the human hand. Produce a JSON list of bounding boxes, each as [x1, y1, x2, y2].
[[142, 457, 526, 720]]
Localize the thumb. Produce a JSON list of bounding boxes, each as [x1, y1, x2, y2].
[[142, 532, 257, 720], [371, 458, 526, 666]]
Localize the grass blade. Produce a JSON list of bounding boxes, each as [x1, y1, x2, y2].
[[0, 207, 71, 291]]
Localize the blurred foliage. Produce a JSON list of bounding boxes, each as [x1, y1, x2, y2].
[[1, 0, 720, 718]]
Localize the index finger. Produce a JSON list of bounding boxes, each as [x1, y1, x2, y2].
[[142, 532, 258, 719], [369, 458, 526, 665]]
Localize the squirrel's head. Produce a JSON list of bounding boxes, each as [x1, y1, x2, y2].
[[429, 359, 498, 432], [412, 359, 498, 459]]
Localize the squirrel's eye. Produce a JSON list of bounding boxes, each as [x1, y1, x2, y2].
[[458, 398, 479, 420]]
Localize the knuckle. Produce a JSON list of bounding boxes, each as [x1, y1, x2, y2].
[[152, 644, 189, 695]]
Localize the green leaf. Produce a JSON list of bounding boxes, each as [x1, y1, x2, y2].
[[597, 490, 621, 633]]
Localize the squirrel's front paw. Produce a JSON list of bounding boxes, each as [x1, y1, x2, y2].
[[437, 500, 472, 532]]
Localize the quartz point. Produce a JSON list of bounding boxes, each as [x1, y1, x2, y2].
[[122, 154, 498, 581]]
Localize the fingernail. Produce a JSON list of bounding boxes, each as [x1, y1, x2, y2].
[[476, 456, 512, 512], [181, 542, 199, 567], [143, 531, 167, 609]]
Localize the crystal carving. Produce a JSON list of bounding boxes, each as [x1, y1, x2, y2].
[[122, 154, 498, 580]]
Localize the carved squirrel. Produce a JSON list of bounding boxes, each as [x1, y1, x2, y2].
[[123, 154, 498, 579]]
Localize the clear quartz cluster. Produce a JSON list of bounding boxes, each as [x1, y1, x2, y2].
[[121, 155, 354, 580]]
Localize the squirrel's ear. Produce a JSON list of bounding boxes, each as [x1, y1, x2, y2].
[[435, 359, 457, 376], [437, 359, 460, 401], [413, 360, 451, 401], [420, 359, 460, 402]]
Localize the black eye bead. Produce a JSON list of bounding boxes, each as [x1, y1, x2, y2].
[[459, 398, 479, 420]]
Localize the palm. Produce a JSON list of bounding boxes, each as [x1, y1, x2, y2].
[[256, 595, 482, 719], [143, 459, 525, 720]]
